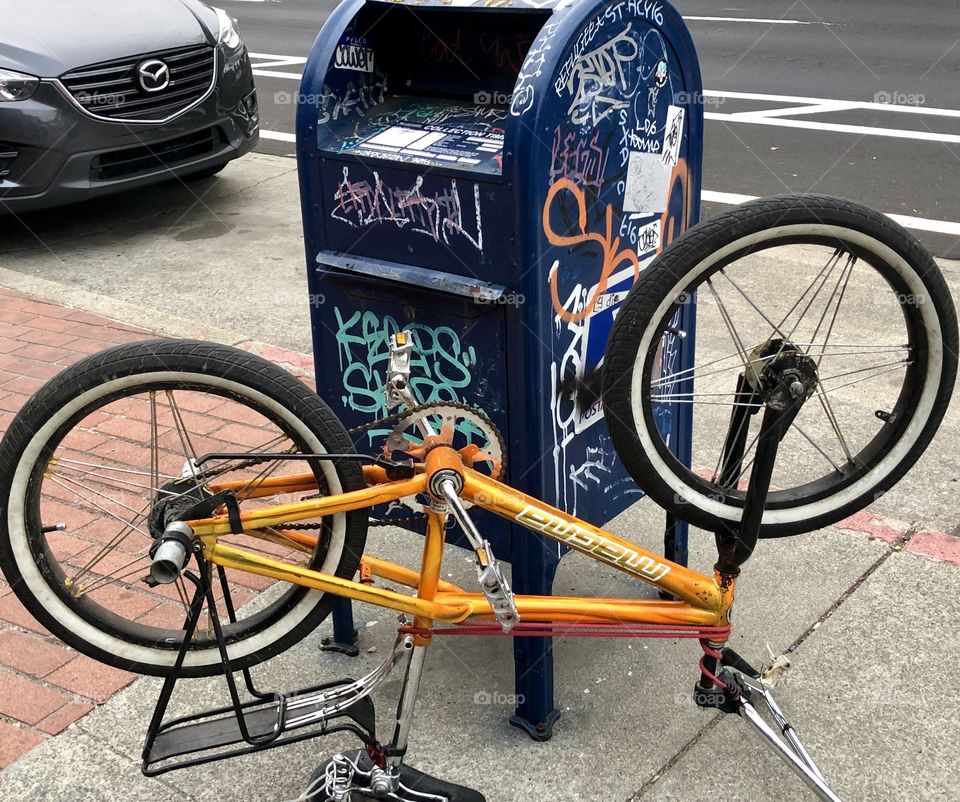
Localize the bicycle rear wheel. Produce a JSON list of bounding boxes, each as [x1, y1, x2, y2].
[[0, 339, 368, 676], [603, 195, 958, 537]]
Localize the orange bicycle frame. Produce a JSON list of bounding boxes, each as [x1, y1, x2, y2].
[[192, 446, 735, 640]]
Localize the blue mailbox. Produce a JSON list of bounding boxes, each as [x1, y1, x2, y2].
[[297, 0, 702, 738]]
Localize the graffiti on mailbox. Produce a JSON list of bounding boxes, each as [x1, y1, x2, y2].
[[543, 178, 640, 325], [333, 307, 478, 436], [510, 21, 561, 116], [331, 167, 485, 252], [542, 11, 692, 512], [549, 127, 612, 192], [315, 75, 388, 126], [563, 24, 639, 126]]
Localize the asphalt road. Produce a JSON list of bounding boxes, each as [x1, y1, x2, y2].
[[223, 0, 960, 256]]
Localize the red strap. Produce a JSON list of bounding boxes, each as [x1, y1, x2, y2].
[[399, 621, 732, 640]]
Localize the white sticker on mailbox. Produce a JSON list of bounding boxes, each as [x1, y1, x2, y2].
[[334, 43, 375, 73], [623, 152, 670, 215]]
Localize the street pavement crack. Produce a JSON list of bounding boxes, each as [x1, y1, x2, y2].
[[626, 527, 917, 799]]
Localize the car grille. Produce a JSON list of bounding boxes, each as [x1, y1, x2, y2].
[[91, 128, 224, 181], [0, 145, 17, 178], [60, 44, 216, 122]]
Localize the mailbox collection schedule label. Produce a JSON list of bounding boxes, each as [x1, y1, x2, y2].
[[321, 97, 505, 176]]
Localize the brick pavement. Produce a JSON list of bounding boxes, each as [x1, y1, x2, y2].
[[0, 287, 307, 769], [0, 288, 152, 767]]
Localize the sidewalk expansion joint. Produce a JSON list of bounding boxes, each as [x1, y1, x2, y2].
[[76, 722, 202, 802], [783, 526, 918, 658], [627, 713, 724, 799], [625, 527, 918, 800]]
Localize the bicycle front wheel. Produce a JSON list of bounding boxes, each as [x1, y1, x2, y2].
[[0, 340, 368, 676], [603, 195, 958, 537]]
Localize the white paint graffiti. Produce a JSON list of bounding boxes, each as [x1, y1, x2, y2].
[[510, 21, 561, 117], [331, 167, 483, 251], [555, 0, 665, 97], [564, 24, 639, 126], [569, 447, 613, 495], [316, 76, 387, 125]]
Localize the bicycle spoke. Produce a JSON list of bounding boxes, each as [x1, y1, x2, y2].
[[49, 461, 172, 495], [48, 474, 150, 531], [150, 390, 160, 499], [718, 269, 787, 340], [705, 279, 751, 371], [783, 249, 845, 342], [234, 447, 298, 502], [653, 345, 910, 394], [73, 556, 149, 596], [806, 253, 856, 365], [654, 351, 763, 390], [166, 390, 199, 478], [814, 388, 855, 465], [774, 248, 844, 333], [789, 421, 845, 473], [817, 358, 911, 385], [48, 458, 177, 482]]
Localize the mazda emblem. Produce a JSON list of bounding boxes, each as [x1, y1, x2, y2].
[[137, 59, 170, 93]]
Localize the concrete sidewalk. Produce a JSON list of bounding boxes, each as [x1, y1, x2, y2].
[[0, 156, 958, 801]]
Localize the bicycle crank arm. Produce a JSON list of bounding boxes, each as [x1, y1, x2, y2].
[[438, 478, 519, 633]]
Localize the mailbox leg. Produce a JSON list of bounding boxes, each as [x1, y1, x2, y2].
[[321, 598, 360, 657], [508, 530, 561, 742]]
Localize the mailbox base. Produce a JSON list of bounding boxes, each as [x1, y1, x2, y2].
[[509, 707, 561, 743], [322, 599, 360, 656]]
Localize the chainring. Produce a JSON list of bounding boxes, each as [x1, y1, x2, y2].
[[383, 402, 506, 481]]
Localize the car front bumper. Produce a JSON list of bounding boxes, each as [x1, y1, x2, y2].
[[0, 46, 259, 213]]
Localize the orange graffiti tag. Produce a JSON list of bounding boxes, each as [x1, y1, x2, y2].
[[543, 178, 640, 324], [659, 157, 692, 253]]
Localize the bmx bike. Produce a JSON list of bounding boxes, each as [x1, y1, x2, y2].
[[0, 195, 955, 801]]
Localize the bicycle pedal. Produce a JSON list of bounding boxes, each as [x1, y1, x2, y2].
[[475, 541, 519, 633], [306, 749, 486, 802]]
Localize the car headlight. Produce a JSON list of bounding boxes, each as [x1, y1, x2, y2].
[[214, 8, 243, 50], [0, 68, 38, 102]]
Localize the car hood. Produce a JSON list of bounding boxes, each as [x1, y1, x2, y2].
[[0, 0, 219, 77]]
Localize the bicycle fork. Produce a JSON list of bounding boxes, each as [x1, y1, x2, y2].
[[697, 644, 842, 802], [697, 356, 844, 801]]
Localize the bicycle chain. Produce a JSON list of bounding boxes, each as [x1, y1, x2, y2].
[[203, 402, 502, 532]]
